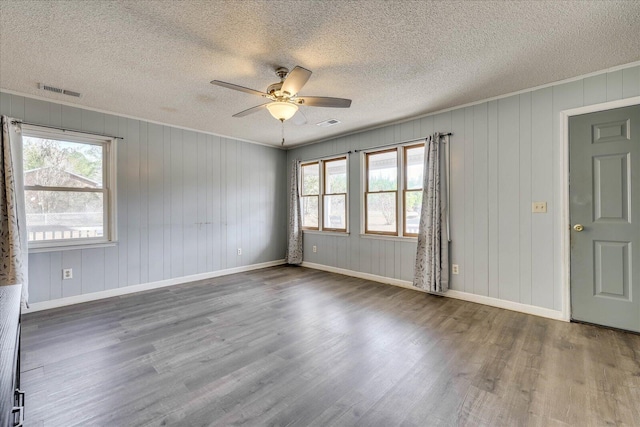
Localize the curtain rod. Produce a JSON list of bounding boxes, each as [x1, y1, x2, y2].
[[10, 120, 124, 140], [298, 151, 353, 163], [353, 132, 452, 153]]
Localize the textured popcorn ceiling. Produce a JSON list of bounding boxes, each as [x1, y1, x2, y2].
[[1, 1, 639, 147]]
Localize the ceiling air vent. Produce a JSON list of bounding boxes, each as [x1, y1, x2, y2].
[[316, 118, 341, 128], [38, 83, 63, 94], [38, 83, 82, 98], [63, 89, 81, 98]]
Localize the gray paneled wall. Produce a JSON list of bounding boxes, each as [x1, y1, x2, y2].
[[0, 92, 288, 304], [288, 65, 640, 312]]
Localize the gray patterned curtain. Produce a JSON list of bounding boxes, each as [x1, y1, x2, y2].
[[413, 133, 449, 292], [286, 159, 303, 264], [0, 116, 29, 307]]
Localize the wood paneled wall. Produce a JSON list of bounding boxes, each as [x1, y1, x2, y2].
[[0, 93, 288, 304], [288, 65, 640, 312]]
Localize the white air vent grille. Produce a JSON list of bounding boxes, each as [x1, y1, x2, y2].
[[316, 118, 341, 128], [39, 83, 63, 94], [39, 83, 82, 98], [63, 89, 81, 98]]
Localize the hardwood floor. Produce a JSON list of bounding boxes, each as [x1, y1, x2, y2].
[[20, 266, 640, 426]]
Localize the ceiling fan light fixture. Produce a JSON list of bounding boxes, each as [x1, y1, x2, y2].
[[266, 102, 298, 121]]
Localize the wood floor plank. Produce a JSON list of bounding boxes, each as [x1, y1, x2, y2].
[[19, 265, 640, 426]]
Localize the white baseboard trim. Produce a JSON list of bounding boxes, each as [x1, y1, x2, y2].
[[24, 259, 286, 313], [301, 262, 566, 322]]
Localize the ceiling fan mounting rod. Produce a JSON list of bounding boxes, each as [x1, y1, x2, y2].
[[275, 67, 289, 80]]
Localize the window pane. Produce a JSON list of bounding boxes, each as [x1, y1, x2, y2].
[[368, 150, 397, 191], [23, 136, 103, 188], [323, 194, 346, 230], [325, 158, 347, 194], [302, 195, 318, 228], [405, 190, 423, 235], [405, 146, 424, 190], [366, 192, 396, 233], [301, 163, 319, 195], [25, 190, 104, 241]]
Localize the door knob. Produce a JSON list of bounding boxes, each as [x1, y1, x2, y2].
[[573, 224, 584, 232]]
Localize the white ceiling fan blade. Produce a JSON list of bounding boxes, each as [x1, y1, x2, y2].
[[281, 66, 312, 96], [297, 96, 351, 108], [211, 80, 268, 98], [291, 109, 307, 126], [232, 103, 270, 117]]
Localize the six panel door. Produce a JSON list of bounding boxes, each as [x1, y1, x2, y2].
[[569, 105, 640, 333]]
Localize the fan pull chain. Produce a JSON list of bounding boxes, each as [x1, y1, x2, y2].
[[281, 119, 285, 146]]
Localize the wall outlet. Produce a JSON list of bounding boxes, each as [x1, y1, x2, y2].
[[312, 245, 317, 253], [532, 201, 547, 213], [63, 268, 73, 280], [237, 248, 242, 256], [451, 264, 459, 275]]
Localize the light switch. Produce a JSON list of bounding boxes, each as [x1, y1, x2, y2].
[[532, 202, 547, 213]]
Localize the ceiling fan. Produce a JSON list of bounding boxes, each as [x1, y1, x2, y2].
[[210, 66, 352, 123]]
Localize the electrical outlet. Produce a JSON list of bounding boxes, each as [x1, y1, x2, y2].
[[532, 201, 547, 213], [63, 268, 73, 280], [312, 245, 317, 253], [451, 264, 459, 275], [237, 248, 242, 256]]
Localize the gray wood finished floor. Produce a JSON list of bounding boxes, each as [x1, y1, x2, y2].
[[20, 266, 640, 426]]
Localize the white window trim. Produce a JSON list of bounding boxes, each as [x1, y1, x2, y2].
[[360, 141, 424, 239], [300, 154, 349, 233], [22, 125, 118, 251]]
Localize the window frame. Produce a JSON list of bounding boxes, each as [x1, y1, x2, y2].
[[300, 155, 349, 233], [362, 142, 425, 238], [21, 125, 117, 250], [300, 161, 320, 231], [403, 143, 425, 237], [364, 148, 399, 236], [322, 156, 348, 232]]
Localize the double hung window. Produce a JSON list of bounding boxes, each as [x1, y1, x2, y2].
[[22, 126, 116, 249], [301, 156, 348, 232], [364, 143, 425, 237]]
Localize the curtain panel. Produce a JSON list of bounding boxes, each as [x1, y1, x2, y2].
[[286, 159, 303, 264], [413, 133, 449, 293], [0, 116, 28, 307]]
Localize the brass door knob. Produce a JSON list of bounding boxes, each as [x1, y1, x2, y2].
[[573, 224, 584, 232]]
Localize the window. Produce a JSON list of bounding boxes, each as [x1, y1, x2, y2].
[[22, 126, 116, 248], [365, 149, 398, 234], [301, 156, 348, 232], [404, 144, 425, 236], [323, 158, 347, 231], [364, 143, 425, 237], [301, 162, 319, 229]]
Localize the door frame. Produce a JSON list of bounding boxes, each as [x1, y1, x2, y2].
[[560, 96, 640, 322]]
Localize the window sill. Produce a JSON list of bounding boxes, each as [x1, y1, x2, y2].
[[28, 241, 118, 253], [360, 234, 417, 242], [303, 230, 350, 237]]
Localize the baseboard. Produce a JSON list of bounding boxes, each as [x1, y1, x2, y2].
[[301, 262, 566, 322], [24, 259, 286, 313]]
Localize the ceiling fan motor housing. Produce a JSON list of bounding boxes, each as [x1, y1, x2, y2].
[[268, 67, 293, 98], [267, 81, 286, 98]]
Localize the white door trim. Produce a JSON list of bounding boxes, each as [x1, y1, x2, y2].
[[560, 96, 640, 322]]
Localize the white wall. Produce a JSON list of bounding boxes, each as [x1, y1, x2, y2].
[[287, 63, 640, 313], [0, 92, 288, 304]]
